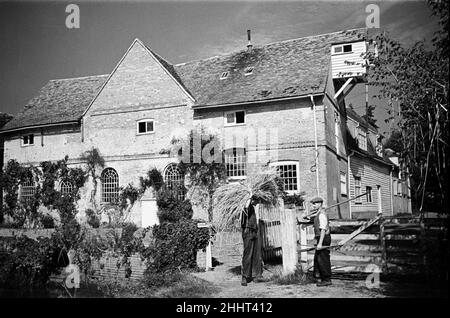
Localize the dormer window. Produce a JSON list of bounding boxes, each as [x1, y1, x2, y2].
[[356, 127, 367, 151], [137, 119, 154, 135], [220, 72, 229, 80], [22, 134, 34, 146], [244, 67, 253, 76], [332, 44, 353, 54]]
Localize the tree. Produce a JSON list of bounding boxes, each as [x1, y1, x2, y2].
[[80, 148, 105, 211], [383, 129, 403, 154], [172, 128, 227, 221], [366, 0, 448, 212], [361, 104, 378, 128]]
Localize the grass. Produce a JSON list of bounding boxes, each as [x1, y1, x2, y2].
[[270, 265, 315, 285]]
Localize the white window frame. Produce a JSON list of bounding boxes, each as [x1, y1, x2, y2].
[[269, 161, 300, 195], [136, 119, 155, 135], [355, 126, 367, 151], [332, 43, 353, 55], [164, 163, 186, 201], [21, 134, 35, 147], [101, 168, 119, 204], [224, 148, 247, 180], [20, 178, 36, 203], [354, 176, 362, 204], [397, 180, 402, 197], [60, 180, 74, 196], [224, 110, 246, 127], [366, 186, 373, 203], [340, 172, 347, 196]]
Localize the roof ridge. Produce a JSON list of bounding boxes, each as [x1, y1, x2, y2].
[[49, 74, 109, 81], [174, 28, 367, 67]]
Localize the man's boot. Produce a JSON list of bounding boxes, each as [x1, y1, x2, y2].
[[241, 276, 247, 286]]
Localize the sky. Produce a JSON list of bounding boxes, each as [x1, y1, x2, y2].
[[0, 0, 440, 136]]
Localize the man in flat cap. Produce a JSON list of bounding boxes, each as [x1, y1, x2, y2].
[[310, 196, 332, 286]]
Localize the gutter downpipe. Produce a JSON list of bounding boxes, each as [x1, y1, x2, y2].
[[389, 166, 394, 216], [348, 150, 354, 219], [310, 95, 320, 197]]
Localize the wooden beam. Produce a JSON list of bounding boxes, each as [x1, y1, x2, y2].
[[337, 214, 382, 246], [334, 77, 354, 99]]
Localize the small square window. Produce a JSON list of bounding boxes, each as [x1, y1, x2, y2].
[[22, 134, 34, 146], [224, 111, 246, 126], [137, 120, 154, 134], [343, 44, 352, 53]]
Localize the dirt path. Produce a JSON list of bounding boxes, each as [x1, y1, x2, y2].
[[192, 262, 385, 298]]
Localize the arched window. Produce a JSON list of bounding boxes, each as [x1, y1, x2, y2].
[[101, 168, 119, 203], [164, 164, 186, 201], [20, 178, 36, 203], [224, 148, 247, 179], [60, 180, 74, 195]]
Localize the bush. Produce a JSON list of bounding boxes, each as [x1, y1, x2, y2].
[[142, 219, 209, 285], [156, 189, 193, 223], [283, 193, 305, 208], [0, 236, 62, 290], [85, 209, 100, 228]]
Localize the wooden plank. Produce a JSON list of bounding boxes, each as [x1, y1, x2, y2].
[[337, 214, 382, 246], [281, 209, 298, 274]]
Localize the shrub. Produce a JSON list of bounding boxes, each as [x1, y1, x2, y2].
[[0, 236, 62, 290], [156, 189, 193, 223], [283, 193, 305, 208], [142, 219, 209, 283], [85, 209, 100, 228]]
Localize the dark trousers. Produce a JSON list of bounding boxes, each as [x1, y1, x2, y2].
[[313, 234, 332, 281], [241, 227, 262, 279]]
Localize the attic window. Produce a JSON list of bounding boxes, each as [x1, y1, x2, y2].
[[332, 44, 353, 54], [137, 119, 154, 135], [244, 67, 253, 76], [22, 134, 34, 146], [220, 72, 229, 80]]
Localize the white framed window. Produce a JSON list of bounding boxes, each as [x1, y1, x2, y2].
[[101, 168, 119, 203], [164, 163, 186, 201], [270, 161, 300, 194], [137, 119, 154, 135], [354, 176, 362, 203], [224, 148, 247, 179], [397, 180, 402, 197], [340, 172, 347, 196], [224, 110, 246, 126], [393, 179, 398, 196], [60, 180, 74, 195], [366, 186, 372, 203], [20, 178, 36, 203], [356, 127, 367, 151], [220, 72, 229, 80], [332, 44, 353, 55], [21, 134, 34, 146]]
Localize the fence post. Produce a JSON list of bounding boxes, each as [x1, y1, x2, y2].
[[281, 208, 298, 274]]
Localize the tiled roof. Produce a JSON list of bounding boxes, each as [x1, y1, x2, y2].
[[3, 28, 367, 131], [174, 28, 367, 107], [1, 75, 108, 132]]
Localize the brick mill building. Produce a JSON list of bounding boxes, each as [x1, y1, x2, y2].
[[0, 28, 411, 226]]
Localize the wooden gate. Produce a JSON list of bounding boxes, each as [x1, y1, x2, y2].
[[258, 202, 284, 261]]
